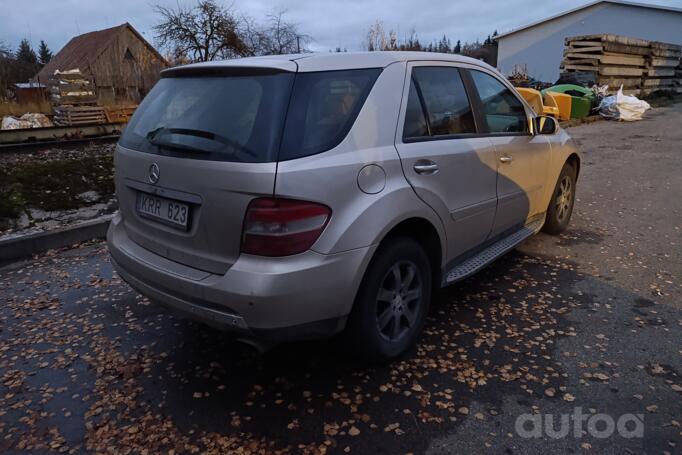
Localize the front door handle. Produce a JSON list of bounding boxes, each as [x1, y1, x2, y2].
[[499, 155, 513, 164], [414, 160, 439, 175]]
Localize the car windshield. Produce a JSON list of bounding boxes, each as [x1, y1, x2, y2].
[[119, 73, 294, 162]]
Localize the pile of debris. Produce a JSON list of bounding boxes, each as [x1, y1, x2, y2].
[[1, 113, 53, 130], [560, 34, 682, 97], [49, 69, 106, 126]]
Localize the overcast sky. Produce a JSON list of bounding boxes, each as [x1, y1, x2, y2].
[[1, 0, 680, 54]]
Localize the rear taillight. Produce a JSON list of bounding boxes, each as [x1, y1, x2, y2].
[[241, 198, 331, 256]]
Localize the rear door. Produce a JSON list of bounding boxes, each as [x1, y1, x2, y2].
[[115, 69, 294, 274], [465, 68, 550, 237], [395, 63, 499, 262]]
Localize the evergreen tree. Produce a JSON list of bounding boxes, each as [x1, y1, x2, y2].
[[16, 39, 37, 65], [454, 40, 461, 54], [438, 34, 449, 53], [38, 40, 52, 65]]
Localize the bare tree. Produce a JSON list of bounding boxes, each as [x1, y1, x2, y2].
[[153, 0, 249, 62], [153, 2, 311, 62], [366, 20, 389, 51], [238, 10, 310, 56], [260, 10, 310, 54]]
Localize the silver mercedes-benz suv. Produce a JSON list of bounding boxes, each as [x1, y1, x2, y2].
[[108, 52, 580, 361]]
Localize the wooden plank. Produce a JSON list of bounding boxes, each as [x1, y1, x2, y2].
[[563, 58, 599, 66], [646, 68, 676, 77], [642, 78, 675, 87], [50, 84, 93, 93], [596, 77, 642, 88], [567, 40, 603, 47], [565, 46, 603, 53], [651, 41, 682, 51], [600, 54, 645, 66], [651, 48, 682, 58], [648, 57, 681, 68], [563, 64, 599, 72], [602, 42, 651, 56], [599, 66, 643, 76], [565, 53, 600, 60], [566, 34, 650, 47]]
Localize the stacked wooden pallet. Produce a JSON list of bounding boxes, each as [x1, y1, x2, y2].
[[642, 42, 682, 96], [54, 106, 107, 125], [49, 69, 106, 126], [561, 34, 649, 96], [104, 105, 138, 123], [560, 34, 682, 97]]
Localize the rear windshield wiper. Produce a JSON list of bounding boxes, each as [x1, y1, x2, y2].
[[146, 127, 256, 157]]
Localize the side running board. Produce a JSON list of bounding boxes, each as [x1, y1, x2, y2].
[[444, 219, 543, 285]]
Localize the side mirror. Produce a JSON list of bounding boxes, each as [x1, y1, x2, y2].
[[534, 116, 558, 135]]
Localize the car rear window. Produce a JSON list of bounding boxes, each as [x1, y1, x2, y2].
[[278, 68, 382, 161], [404, 66, 476, 140], [119, 73, 294, 162], [119, 68, 381, 163]]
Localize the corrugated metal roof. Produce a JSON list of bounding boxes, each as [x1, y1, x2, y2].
[[496, 0, 682, 39], [33, 23, 165, 84]]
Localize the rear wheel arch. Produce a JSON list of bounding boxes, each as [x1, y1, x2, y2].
[[376, 217, 443, 289]]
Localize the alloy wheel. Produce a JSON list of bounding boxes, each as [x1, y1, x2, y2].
[[555, 175, 573, 223], [375, 261, 422, 342]]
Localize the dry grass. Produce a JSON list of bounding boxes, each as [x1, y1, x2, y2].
[[0, 100, 52, 117]]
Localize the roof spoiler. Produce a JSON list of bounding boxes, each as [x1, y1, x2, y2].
[[161, 65, 294, 78]]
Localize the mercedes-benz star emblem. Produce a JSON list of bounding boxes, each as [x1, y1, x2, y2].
[[148, 163, 160, 184]]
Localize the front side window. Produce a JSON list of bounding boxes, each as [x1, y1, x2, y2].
[[469, 70, 528, 134], [403, 66, 476, 140], [279, 68, 381, 160]]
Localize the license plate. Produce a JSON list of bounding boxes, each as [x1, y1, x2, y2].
[[136, 192, 189, 229]]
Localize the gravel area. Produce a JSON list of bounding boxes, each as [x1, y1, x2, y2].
[[0, 105, 680, 454]]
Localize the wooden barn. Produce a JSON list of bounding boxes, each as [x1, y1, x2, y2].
[[34, 23, 168, 104]]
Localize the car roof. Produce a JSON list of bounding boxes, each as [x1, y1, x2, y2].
[[163, 51, 495, 75]]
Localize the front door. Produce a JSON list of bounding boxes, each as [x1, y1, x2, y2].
[[465, 68, 550, 237], [395, 63, 499, 263]]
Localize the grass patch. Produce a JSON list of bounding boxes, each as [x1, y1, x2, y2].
[[0, 154, 114, 229]]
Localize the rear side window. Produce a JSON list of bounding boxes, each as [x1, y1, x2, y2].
[[469, 70, 528, 134], [279, 69, 381, 161], [403, 80, 429, 138], [403, 66, 476, 141], [119, 74, 294, 162]]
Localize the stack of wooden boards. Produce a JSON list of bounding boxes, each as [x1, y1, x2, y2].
[[49, 69, 106, 126], [560, 34, 682, 97], [646, 42, 682, 95], [104, 105, 138, 123]]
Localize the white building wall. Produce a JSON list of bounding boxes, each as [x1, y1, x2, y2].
[[497, 3, 682, 83]]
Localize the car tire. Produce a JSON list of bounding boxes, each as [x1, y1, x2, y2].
[[542, 161, 577, 235], [345, 236, 431, 362]]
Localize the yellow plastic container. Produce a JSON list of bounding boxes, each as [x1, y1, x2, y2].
[[515, 87, 543, 115], [541, 92, 560, 118], [545, 91, 572, 121]]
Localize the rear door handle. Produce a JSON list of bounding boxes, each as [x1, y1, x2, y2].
[[414, 160, 439, 175], [499, 155, 513, 164]]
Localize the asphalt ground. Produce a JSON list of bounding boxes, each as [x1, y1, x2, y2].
[[0, 104, 680, 454]]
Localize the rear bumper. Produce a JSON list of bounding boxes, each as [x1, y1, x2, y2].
[[107, 213, 376, 341]]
